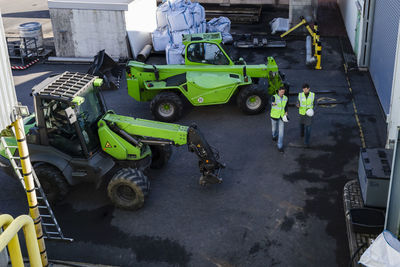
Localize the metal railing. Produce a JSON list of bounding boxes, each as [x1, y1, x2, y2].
[[0, 214, 42, 267]]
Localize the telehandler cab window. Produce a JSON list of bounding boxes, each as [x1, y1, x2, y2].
[[187, 42, 229, 65], [42, 99, 84, 157], [75, 87, 103, 154]]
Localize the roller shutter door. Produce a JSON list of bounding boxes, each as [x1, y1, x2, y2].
[[369, 1, 400, 114]]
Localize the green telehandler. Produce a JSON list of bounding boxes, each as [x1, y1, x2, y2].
[[126, 32, 287, 122], [0, 72, 224, 210]]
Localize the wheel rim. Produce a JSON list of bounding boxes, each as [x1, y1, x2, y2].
[[246, 95, 262, 110], [158, 103, 174, 117], [117, 185, 136, 202]]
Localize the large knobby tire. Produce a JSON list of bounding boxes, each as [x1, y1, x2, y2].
[[107, 168, 150, 210], [150, 145, 172, 169], [150, 92, 183, 122], [237, 84, 268, 115], [33, 163, 69, 204]]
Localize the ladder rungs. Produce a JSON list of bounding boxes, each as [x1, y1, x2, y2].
[[42, 223, 57, 227], [39, 214, 52, 218], [45, 231, 61, 235], [10, 156, 21, 160], [5, 145, 18, 149], [38, 205, 48, 209]]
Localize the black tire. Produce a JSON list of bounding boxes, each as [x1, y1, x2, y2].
[[33, 163, 69, 204], [107, 168, 150, 210], [150, 145, 172, 169], [150, 92, 183, 122], [237, 84, 268, 115]]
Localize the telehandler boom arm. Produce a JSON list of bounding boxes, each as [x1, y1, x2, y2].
[[102, 113, 224, 185]]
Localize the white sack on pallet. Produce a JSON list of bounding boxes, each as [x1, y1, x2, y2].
[[194, 20, 207, 33], [166, 43, 185, 64], [152, 28, 171, 52], [190, 2, 205, 26], [167, 7, 194, 32], [171, 29, 190, 45], [221, 32, 233, 44], [207, 17, 231, 34], [156, 2, 170, 29], [359, 230, 400, 267], [270, 18, 289, 34]]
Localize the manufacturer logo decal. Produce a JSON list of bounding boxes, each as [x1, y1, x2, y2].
[[105, 142, 112, 148], [198, 97, 204, 103]]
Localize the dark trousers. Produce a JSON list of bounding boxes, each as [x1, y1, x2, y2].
[[300, 124, 312, 145]]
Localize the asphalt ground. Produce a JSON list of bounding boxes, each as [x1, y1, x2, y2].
[[0, 1, 387, 266]]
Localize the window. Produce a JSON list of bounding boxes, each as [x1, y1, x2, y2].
[[42, 99, 84, 157], [187, 42, 229, 65]]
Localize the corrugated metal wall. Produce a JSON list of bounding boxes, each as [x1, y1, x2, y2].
[[0, 13, 18, 130], [369, 1, 400, 114]]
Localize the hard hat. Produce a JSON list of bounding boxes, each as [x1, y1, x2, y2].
[[306, 108, 314, 117], [282, 114, 289, 122]]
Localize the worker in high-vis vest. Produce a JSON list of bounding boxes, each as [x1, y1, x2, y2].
[[297, 83, 315, 147], [270, 87, 288, 153]]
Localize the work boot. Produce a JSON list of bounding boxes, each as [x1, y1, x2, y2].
[[272, 136, 278, 142], [278, 147, 284, 153]]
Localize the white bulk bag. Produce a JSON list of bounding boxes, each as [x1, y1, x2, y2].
[[189, 2, 205, 26], [171, 29, 190, 45], [156, 2, 170, 29], [359, 230, 400, 267], [270, 18, 289, 35], [152, 28, 171, 52], [167, 7, 194, 32], [166, 43, 185, 64], [207, 17, 231, 34]]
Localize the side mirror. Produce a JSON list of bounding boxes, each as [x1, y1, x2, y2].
[[238, 57, 245, 64], [65, 107, 77, 124]]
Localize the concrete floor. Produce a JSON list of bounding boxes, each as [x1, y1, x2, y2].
[[0, 1, 388, 266]]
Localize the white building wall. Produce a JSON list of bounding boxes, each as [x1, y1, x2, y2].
[[386, 20, 400, 148], [337, 0, 359, 49], [0, 12, 18, 130]]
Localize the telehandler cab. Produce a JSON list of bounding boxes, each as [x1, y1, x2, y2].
[[126, 32, 287, 122], [0, 72, 224, 210]]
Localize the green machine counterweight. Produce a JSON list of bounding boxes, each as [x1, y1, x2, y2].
[[0, 72, 224, 210]]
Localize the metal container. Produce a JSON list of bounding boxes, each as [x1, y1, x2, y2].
[[18, 22, 43, 49]]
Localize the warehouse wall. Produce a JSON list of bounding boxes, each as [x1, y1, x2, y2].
[[369, 1, 400, 114], [0, 12, 18, 130], [337, 0, 359, 49]]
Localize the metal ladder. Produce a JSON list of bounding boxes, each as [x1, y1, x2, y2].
[[1, 137, 73, 242]]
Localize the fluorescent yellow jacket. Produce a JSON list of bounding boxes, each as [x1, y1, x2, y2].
[[298, 92, 315, 115]]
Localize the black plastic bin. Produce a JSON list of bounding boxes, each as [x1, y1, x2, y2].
[[349, 208, 385, 235]]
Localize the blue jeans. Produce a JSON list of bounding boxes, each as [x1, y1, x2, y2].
[[271, 118, 284, 149]]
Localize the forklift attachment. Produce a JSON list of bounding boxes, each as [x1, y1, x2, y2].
[[87, 50, 122, 90]]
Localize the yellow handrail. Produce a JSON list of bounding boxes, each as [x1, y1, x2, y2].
[[0, 214, 42, 267]]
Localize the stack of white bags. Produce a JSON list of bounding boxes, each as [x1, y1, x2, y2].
[[153, 0, 206, 64], [152, 0, 232, 64]]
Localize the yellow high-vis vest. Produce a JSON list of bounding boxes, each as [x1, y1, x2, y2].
[[298, 92, 315, 115], [270, 94, 288, 119]]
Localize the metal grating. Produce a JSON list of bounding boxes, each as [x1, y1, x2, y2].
[[369, 0, 400, 114], [38, 72, 96, 100]]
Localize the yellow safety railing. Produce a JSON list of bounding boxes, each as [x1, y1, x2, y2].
[[12, 117, 48, 266], [0, 214, 42, 267]]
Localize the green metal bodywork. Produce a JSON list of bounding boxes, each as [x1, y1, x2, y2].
[[0, 114, 36, 159], [126, 33, 284, 106], [98, 112, 188, 160], [0, 111, 190, 163]]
